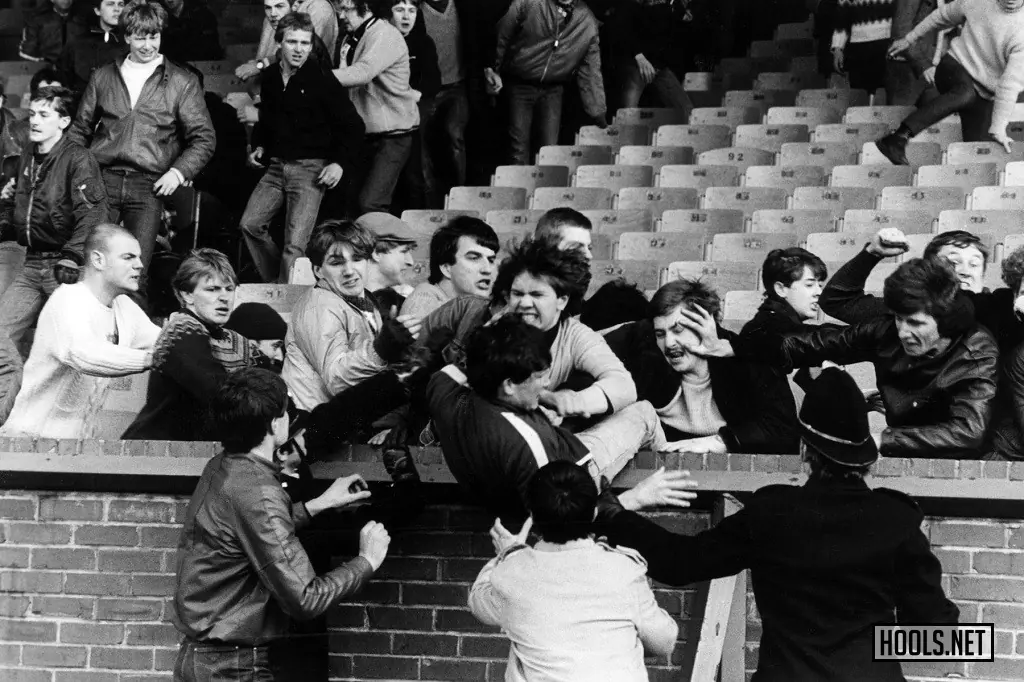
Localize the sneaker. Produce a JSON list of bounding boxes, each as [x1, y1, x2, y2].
[[383, 446, 420, 485], [875, 133, 910, 166]]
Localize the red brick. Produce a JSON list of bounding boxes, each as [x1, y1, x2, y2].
[[351, 654, 419, 679], [367, 605, 433, 630], [95, 598, 163, 621], [327, 631, 390, 653], [327, 654, 352, 679], [0, 596, 29, 618], [30, 597, 94, 619], [983, 603, 1024, 628], [0, 619, 57, 642], [459, 635, 508, 658], [54, 672, 117, 682], [108, 500, 175, 524], [74, 526, 140, 547], [950, 576, 1024, 602], [0, 643, 20, 664], [422, 657, 489, 680], [153, 646, 178, 670], [934, 549, 970, 574], [30, 548, 96, 571], [390, 633, 458, 657], [348, 581, 400, 604], [969, 658, 1024, 680], [403, 583, 468, 606], [326, 605, 366, 629], [974, 551, 1024, 576], [900, 660, 968, 678], [8, 523, 71, 545], [140, 527, 181, 549], [38, 498, 103, 521], [1010, 527, 1024, 549], [131, 574, 176, 597], [63, 573, 131, 597], [435, 608, 500, 633], [930, 522, 1006, 548], [98, 550, 164, 573], [374, 557, 439, 581], [0, 668, 52, 682], [440, 558, 488, 582], [22, 645, 87, 668], [0, 547, 31, 569], [59, 623, 124, 645], [90, 646, 153, 670], [391, 532, 474, 557], [0, 498, 36, 520], [126, 624, 181, 647]]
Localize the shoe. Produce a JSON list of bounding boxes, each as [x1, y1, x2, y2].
[[383, 445, 420, 485], [875, 132, 910, 166]]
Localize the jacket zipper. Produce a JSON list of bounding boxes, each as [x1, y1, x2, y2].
[[539, 6, 568, 83]]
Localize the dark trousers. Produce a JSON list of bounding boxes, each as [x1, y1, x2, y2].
[[352, 133, 414, 216], [903, 54, 995, 142], [506, 81, 564, 165], [886, 59, 940, 107], [305, 371, 409, 452], [102, 168, 163, 268], [173, 641, 273, 682], [845, 39, 890, 100], [423, 83, 470, 202]]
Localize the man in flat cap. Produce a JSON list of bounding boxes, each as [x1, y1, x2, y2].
[[596, 367, 959, 682], [358, 211, 419, 313]]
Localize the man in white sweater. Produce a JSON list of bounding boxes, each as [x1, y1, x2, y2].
[[877, 0, 1024, 164], [1, 224, 159, 439]]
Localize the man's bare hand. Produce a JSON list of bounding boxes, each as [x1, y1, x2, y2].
[[677, 304, 732, 358], [991, 130, 1015, 155], [538, 389, 589, 418], [484, 67, 503, 95], [923, 66, 936, 85], [237, 104, 259, 124], [247, 147, 265, 169], [306, 474, 371, 516], [359, 521, 391, 571], [153, 170, 183, 197], [390, 307, 422, 340], [866, 227, 910, 258], [619, 467, 699, 511], [832, 48, 845, 74], [887, 37, 913, 59], [635, 53, 657, 85], [1, 178, 15, 201], [490, 516, 532, 555], [317, 163, 343, 189], [659, 435, 726, 454], [235, 62, 260, 80]]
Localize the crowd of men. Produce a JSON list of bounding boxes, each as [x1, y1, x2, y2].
[[4, 0, 1021, 680]]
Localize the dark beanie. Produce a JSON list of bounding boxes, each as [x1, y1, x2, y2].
[[224, 303, 288, 341]]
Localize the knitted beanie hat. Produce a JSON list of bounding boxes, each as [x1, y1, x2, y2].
[[224, 303, 287, 341]]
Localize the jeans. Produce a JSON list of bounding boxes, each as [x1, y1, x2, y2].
[[423, 83, 470, 203], [103, 168, 163, 268], [507, 81, 564, 165], [844, 40, 890, 101], [620, 63, 693, 120], [886, 60, 940, 107], [173, 641, 273, 682], [239, 158, 326, 283], [353, 134, 413, 216], [575, 401, 666, 482], [903, 54, 994, 142], [0, 255, 60, 422]]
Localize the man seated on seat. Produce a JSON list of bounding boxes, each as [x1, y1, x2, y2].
[[359, 212, 419, 313], [400, 215, 498, 318], [225, 302, 288, 374], [427, 315, 691, 521], [533, 207, 594, 261], [595, 367, 959, 682], [469, 461, 679, 678], [678, 258, 999, 458], [604, 279, 801, 455], [0, 224, 159, 439]]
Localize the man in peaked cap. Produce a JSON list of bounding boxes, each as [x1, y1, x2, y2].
[[358, 211, 419, 314], [596, 367, 959, 682]]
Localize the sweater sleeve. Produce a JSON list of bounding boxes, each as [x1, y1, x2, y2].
[[830, 0, 853, 51], [989, 45, 1024, 137], [53, 291, 151, 377], [468, 555, 506, 627], [633, 568, 679, 658], [569, 322, 637, 413], [333, 26, 404, 87], [904, 0, 967, 45]]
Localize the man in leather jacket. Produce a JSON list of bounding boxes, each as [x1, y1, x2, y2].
[[677, 257, 999, 458], [173, 368, 391, 681]]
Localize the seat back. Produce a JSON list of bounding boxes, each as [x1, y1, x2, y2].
[[710, 232, 799, 262], [744, 165, 827, 191], [666, 260, 761, 291], [617, 232, 705, 262], [531, 187, 614, 211], [703, 186, 790, 219], [538, 145, 615, 173], [654, 124, 732, 154], [844, 105, 916, 125], [689, 106, 762, 129], [791, 186, 877, 214], [733, 124, 810, 153], [879, 186, 968, 212], [576, 124, 652, 149], [765, 106, 840, 128], [842, 209, 936, 234], [830, 164, 914, 190], [485, 209, 549, 234], [946, 141, 1024, 171], [916, 163, 999, 191], [614, 107, 688, 128], [861, 141, 943, 168], [812, 122, 890, 146], [969, 186, 1024, 210], [615, 145, 695, 171], [616, 187, 700, 218], [446, 186, 528, 212], [492, 165, 571, 196], [750, 209, 837, 238], [659, 209, 747, 238], [658, 165, 742, 191], [588, 260, 664, 296], [574, 165, 655, 192], [696, 147, 776, 172], [936, 210, 1024, 242]]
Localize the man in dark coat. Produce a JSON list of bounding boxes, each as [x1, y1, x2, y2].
[[596, 367, 960, 682]]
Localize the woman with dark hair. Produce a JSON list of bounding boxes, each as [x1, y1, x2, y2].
[[675, 258, 1000, 458]]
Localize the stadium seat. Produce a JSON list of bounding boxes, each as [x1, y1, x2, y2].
[[936, 210, 1024, 241], [795, 88, 870, 114], [666, 260, 762, 291], [861, 141, 943, 168], [654, 124, 732, 154], [582, 209, 655, 242], [616, 145, 695, 171], [616, 187, 700, 218], [659, 209, 747, 238], [754, 71, 826, 91], [704, 186, 789, 218], [879, 186, 967, 212], [614, 107, 687, 128], [775, 20, 814, 40], [750, 209, 838, 238], [538, 145, 615, 173], [681, 74, 728, 107], [916, 163, 999, 191], [722, 89, 797, 111], [485, 209, 548, 233], [734, 124, 810, 153], [710, 232, 799, 261], [844, 105, 915, 125], [224, 43, 259, 62], [765, 106, 840, 128], [842, 209, 935, 234], [493, 228, 534, 251], [2, 75, 30, 95], [689, 106, 762, 129], [235, 283, 310, 315], [617, 232, 705, 262], [787, 56, 820, 74], [778, 142, 858, 172], [697, 147, 776, 172], [904, 232, 996, 260], [1003, 234, 1024, 261], [577, 124, 651, 149], [401, 209, 481, 236], [1003, 161, 1024, 185], [589, 260, 663, 296], [830, 164, 914, 191], [983, 266, 1005, 291], [658, 165, 741, 190], [792, 186, 877, 214], [812, 122, 891, 146], [821, 261, 899, 293], [750, 38, 814, 59], [192, 60, 236, 75], [447, 186, 528, 212], [684, 71, 727, 90], [946, 141, 1024, 172], [715, 57, 788, 77], [492, 165, 570, 196], [911, 121, 962, 148], [744, 165, 827, 191], [531, 187, 614, 211], [970, 186, 1024, 210], [806, 232, 883, 262], [723, 290, 765, 328], [574, 165, 655, 192]]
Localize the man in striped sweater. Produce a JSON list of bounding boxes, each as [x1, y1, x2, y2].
[[831, 0, 896, 100]]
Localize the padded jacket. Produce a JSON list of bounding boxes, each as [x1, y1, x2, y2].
[[0, 136, 109, 264], [67, 57, 215, 180], [493, 0, 606, 119], [173, 450, 373, 645], [732, 316, 999, 458]]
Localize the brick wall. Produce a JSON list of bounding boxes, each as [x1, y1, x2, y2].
[[1, 488, 1023, 681]]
